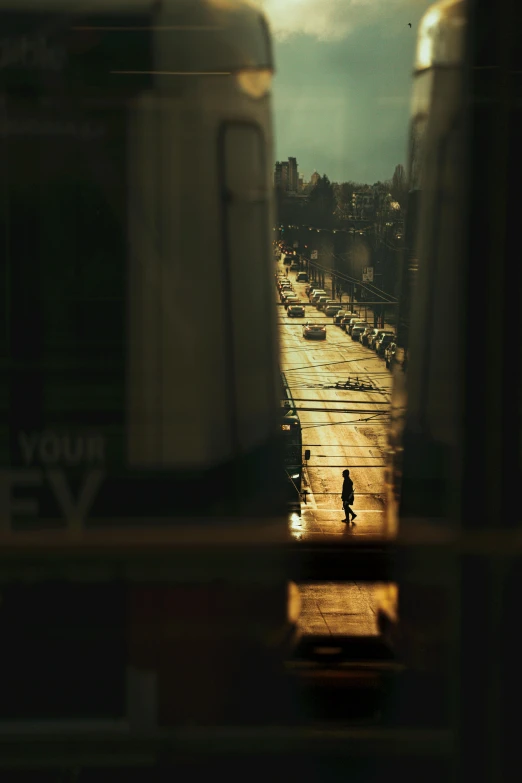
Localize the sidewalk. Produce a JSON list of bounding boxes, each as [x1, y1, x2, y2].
[[297, 582, 381, 636]]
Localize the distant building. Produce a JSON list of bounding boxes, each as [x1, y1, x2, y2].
[[310, 171, 320, 187], [274, 157, 299, 192], [287, 157, 298, 192]]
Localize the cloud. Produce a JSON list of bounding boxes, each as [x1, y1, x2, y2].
[[256, 0, 425, 41], [377, 96, 411, 106]]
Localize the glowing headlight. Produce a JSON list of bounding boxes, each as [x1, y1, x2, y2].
[[236, 68, 272, 98]]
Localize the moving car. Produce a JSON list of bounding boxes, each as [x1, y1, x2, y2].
[[287, 305, 305, 317], [296, 272, 309, 282], [282, 292, 300, 308], [303, 322, 326, 340]]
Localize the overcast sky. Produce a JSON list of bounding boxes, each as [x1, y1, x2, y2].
[[257, 0, 434, 184]]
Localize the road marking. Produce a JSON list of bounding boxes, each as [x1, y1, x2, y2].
[[308, 508, 385, 513]]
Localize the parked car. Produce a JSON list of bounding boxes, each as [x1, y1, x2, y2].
[[351, 323, 369, 341], [334, 310, 355, 327], [339, 313, 357, 331], [375, 333, 396, 356], [316, 296, 330, 310], [325, 303, 343, 317], [346, 317, 365, 335], [367, 329, 384, 349], [287, 304, 305, 317], [385, 341, 397, 368], [311, 290, 327, 304], [303, 321, 326, 340], [372, 330, 395, 351], [296, 272, 309, 282], [361, 326, 378, 346]]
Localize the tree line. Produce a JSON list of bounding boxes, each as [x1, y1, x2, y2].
[[275, 164, 408, 230]]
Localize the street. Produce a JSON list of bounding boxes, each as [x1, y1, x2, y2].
[[277, 260, 397, 635]]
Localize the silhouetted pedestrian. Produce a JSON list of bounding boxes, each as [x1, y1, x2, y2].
[[341, 469, 357, 523]]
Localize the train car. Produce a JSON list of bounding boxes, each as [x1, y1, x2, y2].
[[380, 0, 468, 723], [0, 0, 297, 738], [281, 371, 305, 514], [383, 0, 522, 756], [386, 0, 467, 530]]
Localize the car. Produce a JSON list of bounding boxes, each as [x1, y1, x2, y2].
[[296, 272, 309, 282], [372, 330, 395, 351], [367, 329, 384, 349], [283, 256, 292, 265], [361, 326, 378, 346], [346, 317, 365, 335], [375, 333, 396, 356], [303, 321, 326, 340], [283, 294, 300, 309], [310, 290, 327, 304], [316, 296, 330, 310], [334, 310, 354, 326], [290, 263, 300, 272], [325, 303, 343, 317], [339, 313, 357, 331], [282, 291, 298, 304], [287, 305, 305, 317], [319, 300, 338, 313], [351, 323, 369, 341], [385, 341, 397, 368]]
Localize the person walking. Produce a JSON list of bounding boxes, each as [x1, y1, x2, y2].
[[341, 469, 357, 523]]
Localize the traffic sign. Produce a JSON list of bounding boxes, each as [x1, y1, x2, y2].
[[311, 250, 318, 260]]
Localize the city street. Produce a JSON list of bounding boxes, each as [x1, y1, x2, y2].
[[277, 259, 396, 635]]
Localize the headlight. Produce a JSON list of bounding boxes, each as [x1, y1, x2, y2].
[[236, 68, 273, 98]]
